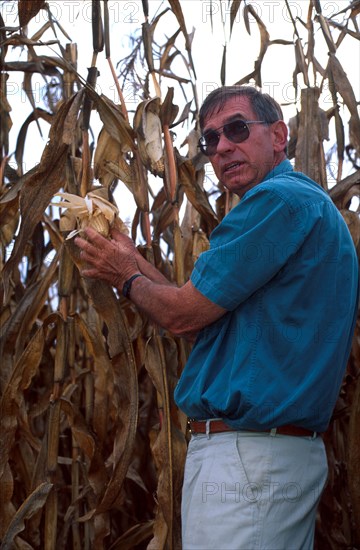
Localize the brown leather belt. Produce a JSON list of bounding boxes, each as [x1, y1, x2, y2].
[[188, 419, 319, 438]]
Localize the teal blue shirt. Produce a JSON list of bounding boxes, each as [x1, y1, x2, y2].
[[174, 160, 359, 432]]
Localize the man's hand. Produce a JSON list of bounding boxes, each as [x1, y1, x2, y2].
[[75, 227, 139, 290], [75, 227, 227, 339]]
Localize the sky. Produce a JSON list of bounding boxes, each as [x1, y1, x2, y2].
[[2, 0, 359, 218]]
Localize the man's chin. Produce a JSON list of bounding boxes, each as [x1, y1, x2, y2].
[[223, 177, 256, 197]]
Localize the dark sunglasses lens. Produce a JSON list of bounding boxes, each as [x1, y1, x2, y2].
[[199, 120, 251, 155], [201, 131, 219, 155], [224, 120, 249, 143]]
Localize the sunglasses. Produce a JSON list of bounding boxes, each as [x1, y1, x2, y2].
[[198, 119, 269, 156]]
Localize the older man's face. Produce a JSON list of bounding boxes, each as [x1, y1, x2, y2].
[[202, 96, 287, 197]]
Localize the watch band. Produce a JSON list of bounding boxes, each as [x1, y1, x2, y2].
[[122, 273, 143, 298]]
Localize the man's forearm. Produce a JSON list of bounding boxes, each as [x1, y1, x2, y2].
[[123, 275, 226, 340]]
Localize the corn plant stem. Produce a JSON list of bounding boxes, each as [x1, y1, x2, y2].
[[173, 206, 185, 286], [45, 484, 58, 550], [45, 394, 61, 549], [151, 71, 162, 98], [107, 56, 129, 121], [135, 154, 152, 246], [163, 125, 177, 203], [80, 130, 91, 197], [0, 155, 10, 190], [156, 332, 174, 549], [91, 51, 98, 68], [45, 305, 68, 545], [71, 436, 81, 549], [163, 123, 184, 286]]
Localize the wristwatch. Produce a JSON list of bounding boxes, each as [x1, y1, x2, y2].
[[122, 273, 143, 298]]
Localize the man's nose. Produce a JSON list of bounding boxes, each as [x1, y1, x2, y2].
[[215, 131, 236, 154]]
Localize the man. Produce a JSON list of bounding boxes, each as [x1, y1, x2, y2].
[[75, 86, 359, 549]]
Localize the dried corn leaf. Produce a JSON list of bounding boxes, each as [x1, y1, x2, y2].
[[317, 14, 337, 53], [0, 249, 59, 370], [326, 18, 360, 40], [108, 520, 154, 550], [94, 127, 119, 184], [177, 155, 218, 235], [105, 155, 149, 213], [348, 353, 360, 533], [328, 53, 360, 155], [2, 93, 80, 299], [0, 193, 19, 250], [349, 113, 360, 156], [96, 350, 138, 513], [1, 482, 52, 550], [328, 54, 359, 118], [18, 0, 46, 28], [293, 38, 309, 88], [76, 314, 114, 444], [86, 90, 136, 152], [15, 108, 53, 171], [0, 463, 15, 539], [192, 229, 210, 262], [242, 4, 270, 87], [230, 0, 243, 35], [103, 157, 135, 186], [0, 74, 12, 154], [60, 397, 108, 496], [62, 89, 85, 144], [221, 44, 226, 85], [0, 326, 44, 480], [167, 0, 196, 78], [152, 201, 176, 241], [159, 28, 181, 72], [329, 171, 360, 207], [160, 87, 179, 127], [340, 210, 360, 248]]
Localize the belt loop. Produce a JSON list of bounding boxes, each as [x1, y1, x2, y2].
[[311, 431, 317, 440], [270, 428, 277, 437], [206, 419, 210, 439]]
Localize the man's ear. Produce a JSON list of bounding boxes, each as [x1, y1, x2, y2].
[[271, 120, 288, 152]]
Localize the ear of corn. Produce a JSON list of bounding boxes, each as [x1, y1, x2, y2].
[[52, 190, 128, 239], [134, 97, 165, 177]]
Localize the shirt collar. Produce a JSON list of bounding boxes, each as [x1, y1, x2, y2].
[[261, 158, 293, 184]]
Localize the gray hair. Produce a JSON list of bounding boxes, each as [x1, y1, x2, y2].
[[199, 86, 284, 130]]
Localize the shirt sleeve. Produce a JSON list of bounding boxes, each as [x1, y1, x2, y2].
[[190, 186, 308, 310]]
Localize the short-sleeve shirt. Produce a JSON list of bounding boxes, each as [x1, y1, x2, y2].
[[174, 159, 359, 432]]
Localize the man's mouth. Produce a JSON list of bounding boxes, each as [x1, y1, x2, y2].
[[223, 161, 243, 173]]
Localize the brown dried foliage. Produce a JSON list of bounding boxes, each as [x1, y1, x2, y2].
[[0, 1, 359, 548]]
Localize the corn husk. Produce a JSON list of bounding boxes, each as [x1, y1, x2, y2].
[[52, 190, 128, 239], [134, 97, 165, 177]]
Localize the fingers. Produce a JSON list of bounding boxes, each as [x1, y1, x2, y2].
[[83, 226, 107, 245], [110, 227, 124, 241], [75, 227, 110, 256], [110, 228, 134, 246]]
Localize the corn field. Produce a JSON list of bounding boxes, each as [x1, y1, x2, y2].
[[0, 0, 359, 548]]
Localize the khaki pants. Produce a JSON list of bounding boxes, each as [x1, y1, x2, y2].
[[181, 430, 328, 550]]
